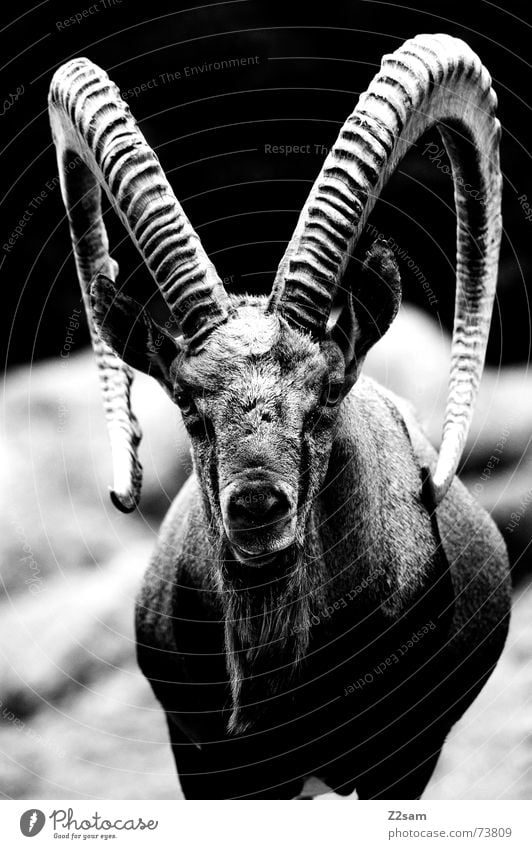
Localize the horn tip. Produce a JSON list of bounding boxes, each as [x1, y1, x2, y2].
[[109, 486, 140, 514], [428, 469, 452, 508]]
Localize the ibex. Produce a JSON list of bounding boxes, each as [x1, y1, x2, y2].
[[50, 34, 511, 799]]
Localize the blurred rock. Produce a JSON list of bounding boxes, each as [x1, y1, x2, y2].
[[0, 537, 177, 799], [1, 350, 191, 596], [426, 573, 532, 799], [0, 543, 151, 720], [366, 305, 532, 466]]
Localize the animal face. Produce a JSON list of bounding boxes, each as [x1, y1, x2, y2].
[[172, 300, 346, 563], [92, 239, 401, 540]]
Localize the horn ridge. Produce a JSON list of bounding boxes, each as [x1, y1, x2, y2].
[[269, 34, 502, 504], [49, 57, 229, 510]]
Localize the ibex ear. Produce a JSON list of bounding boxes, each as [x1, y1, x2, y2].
[[333, 238, 401, 387], [91, 274, 178, 387]]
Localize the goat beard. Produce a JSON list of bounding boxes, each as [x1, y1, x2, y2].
[[212, 538, 316, 735]]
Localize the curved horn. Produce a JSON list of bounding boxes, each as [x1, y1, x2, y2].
[[268, 34, 502, 505], [49, 58, 231, 511]]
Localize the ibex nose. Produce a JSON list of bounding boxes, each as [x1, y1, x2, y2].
[[226, 483, 291, 531]]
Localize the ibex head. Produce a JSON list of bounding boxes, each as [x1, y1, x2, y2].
[[90, 238, 400, 565], [49, 35, 502, 559]]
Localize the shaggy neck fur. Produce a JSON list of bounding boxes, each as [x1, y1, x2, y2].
[[212, 538, 319, 735]]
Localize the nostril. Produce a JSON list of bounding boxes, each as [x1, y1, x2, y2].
[[227, 486, 291, 529], [262, 490, 290, 523], [228, 500, 256, 524]]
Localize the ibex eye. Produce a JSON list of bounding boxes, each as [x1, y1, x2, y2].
[[175, 392, 196, 417], [320, 380, 343, 407]]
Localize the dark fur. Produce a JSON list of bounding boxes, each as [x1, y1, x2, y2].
[[216, 540, 314, 734], [136, 378, 511, 799]]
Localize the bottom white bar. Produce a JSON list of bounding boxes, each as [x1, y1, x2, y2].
[[1, 800, 530, 847]]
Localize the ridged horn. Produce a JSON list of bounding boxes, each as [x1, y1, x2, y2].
[[49, 58, 231, 511], [268, 33, 502, 505]]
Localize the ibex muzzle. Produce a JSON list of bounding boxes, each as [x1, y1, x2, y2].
[[50, 34, 511, 799], [221, 476, 295, 561]]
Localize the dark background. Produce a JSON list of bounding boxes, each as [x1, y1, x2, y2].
[[1, 0, 531, 369]]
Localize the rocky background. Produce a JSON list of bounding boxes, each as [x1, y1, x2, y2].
[[1, 0, 531, 799]]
